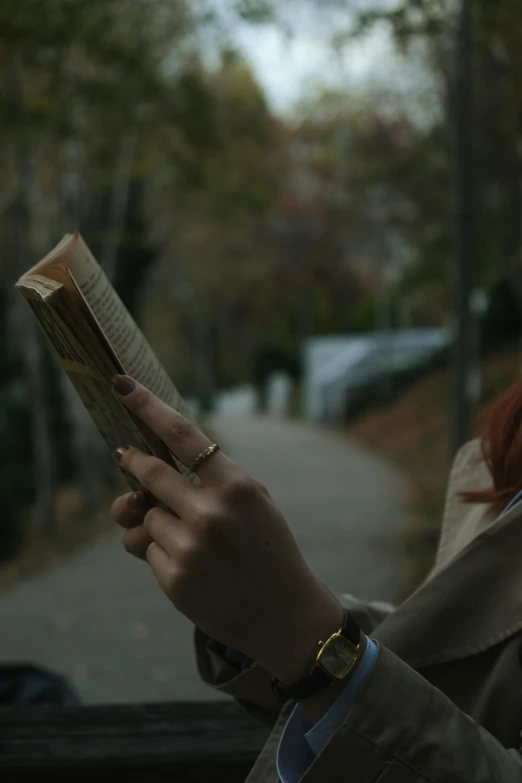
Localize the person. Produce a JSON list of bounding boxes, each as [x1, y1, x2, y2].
[[110, 372, 522, 782]]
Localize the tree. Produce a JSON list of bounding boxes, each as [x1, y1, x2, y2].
[[0, 0, 230, 545], [143, 54, 288, 394]]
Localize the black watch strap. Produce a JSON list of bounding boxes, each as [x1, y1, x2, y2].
[[338, 607, 360, 645], [271, 608, 361, 702]]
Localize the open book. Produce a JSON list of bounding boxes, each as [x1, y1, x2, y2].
[[16, 232, 195, 489]]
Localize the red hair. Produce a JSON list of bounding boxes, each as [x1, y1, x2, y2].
[[461, 378, 522, 511]]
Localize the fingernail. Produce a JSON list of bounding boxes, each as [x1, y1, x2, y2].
[[112, 375, 135, 395], [114, 446, 129, 463], [127, 492, 141, 510]]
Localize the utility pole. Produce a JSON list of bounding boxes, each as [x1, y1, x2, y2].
[[451, 0, 475, 456], [376, 270, 394, 399]]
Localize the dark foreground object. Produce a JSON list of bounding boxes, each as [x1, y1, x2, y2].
[[0, 664, 80, 707], [0, 700, 269, 781]]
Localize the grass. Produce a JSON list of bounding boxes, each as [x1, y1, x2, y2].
[[346, 345, 522, 597]]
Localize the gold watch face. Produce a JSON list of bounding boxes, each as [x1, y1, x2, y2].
[[316, 633, 358, 680]]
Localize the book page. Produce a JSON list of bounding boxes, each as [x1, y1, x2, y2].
[[43, 233, 191, 419], [16, 278, 183, 490]]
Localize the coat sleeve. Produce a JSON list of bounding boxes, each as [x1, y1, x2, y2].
[[194, 596, 396, 728], [300, 645, 522, 782], [194, 626, 281, 727], [336, 594, 395, 634]]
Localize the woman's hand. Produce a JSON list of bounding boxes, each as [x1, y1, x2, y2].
[[109, 375, 342, 685], [110, 488, 153, 561]]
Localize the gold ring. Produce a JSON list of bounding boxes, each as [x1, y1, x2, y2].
[[189, 443, 220, 473]]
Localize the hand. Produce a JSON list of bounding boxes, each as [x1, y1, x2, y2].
[[109, 375, 342, 685], [111, 488, 153, 560]]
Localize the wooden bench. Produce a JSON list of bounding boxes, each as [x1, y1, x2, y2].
[[0, 700, 269, 781]]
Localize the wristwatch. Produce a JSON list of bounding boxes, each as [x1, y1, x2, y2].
[[271, 608, 362, 701]]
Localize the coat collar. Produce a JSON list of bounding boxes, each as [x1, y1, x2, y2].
[[373, 439, 522, 668]]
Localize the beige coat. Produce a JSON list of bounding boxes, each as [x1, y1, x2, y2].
[[196, 440, 522, 781]]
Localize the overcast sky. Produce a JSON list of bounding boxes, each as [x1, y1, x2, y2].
[[226, 0, 420, 114], [237, 26, 391, 111], [230, 5, 439, 123]]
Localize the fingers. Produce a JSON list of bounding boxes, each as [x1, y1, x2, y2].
[[122, 525, 153, 561], [116, 447, 195, 517], [112, 375, 232, 484], [142, 506, 180, 552], [146, 541, 175, 597], [124, 505, 186, 565], [111, 491, 150, 529], [117, 498, 182, 561]]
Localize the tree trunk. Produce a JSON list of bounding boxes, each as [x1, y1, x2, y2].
[[100, 131, 137, 282], [450, 0, 476, 456], [503, 140, 522, 312], [58, 107, 109, 509], [10, 194, 56, 537], [7, 57, 56, 536]]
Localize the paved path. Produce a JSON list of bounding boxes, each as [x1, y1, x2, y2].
[[0, 415, 405, 704]]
